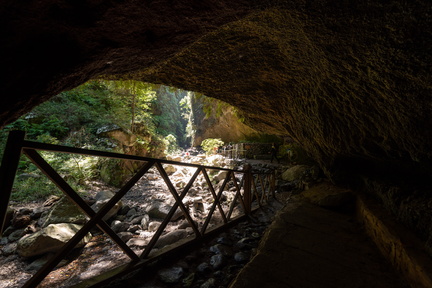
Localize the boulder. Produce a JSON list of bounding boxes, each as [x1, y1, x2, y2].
[[91, 191, 123, 221], [281, 165, 311, 182], [158, 266, 184, 284], [110, 221, 130, 233], [154, 229, 188, 248], [40, 197, 87, 228], [166, 155, 182, 162], [213, 171, 229, 183], [16, 223, 92, 258], [146, 201, 184, 221], [164, 164, 177, 175], [302, 182, 355, 212]]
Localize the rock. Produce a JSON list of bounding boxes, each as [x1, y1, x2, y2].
[[190, 158, 203, 165], [31, 206, 49, 219], [127, 225, 141, 233], [210, 254, 225, 269], [178, 220, 192, 229], [188, 188, 198, 196], [172, 171, 185, 179], [182, 272, 195, 287], [167, 155, 182, 162], [164, 164, 177, 175], [158, 266, 184, 284], [146, 201, 171, 219], [235, 237, 258, 250], [0, 237, 8, 245], [11, 214, 31, 229], [129, 215, 143, 225], [209, 244, 233, 257], [25, 253, 68, 271], [118, 205, 131, 215], [126, 238, 147, 248], [216, 236, 233, 246], [197, 262, 211, 273], [16, 223, 92, 258], [175, 180, 187, 189], [41, 197, 87, 227], [200, 278, 216, 288], [2, 242, 17, 256], [140, 214, 150, 230], [111, 221, 129, 233], [91, 191, 123, 221], [117, 232, 134, 243], [193, 197, 205, 210], [302, 182, 355, 211], [213, 171, 229, 183], [147, 174, 159, 180], [126, 208, 138, 218], [154, 229, 188, 248], [281, 165, 311, 182], [148, 222, 160, 232], [234, 251, 251, 263], [146, 202, 184, 221], [8, 229, 26, 242], [206, 155, 225, 167]]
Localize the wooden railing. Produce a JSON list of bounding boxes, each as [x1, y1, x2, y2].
[[0, 130, 276, 287]]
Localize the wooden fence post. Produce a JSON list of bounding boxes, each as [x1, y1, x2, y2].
[[243, 164, 252, 214], [0, 130, 25, 236], [271, 169, 276, 198]]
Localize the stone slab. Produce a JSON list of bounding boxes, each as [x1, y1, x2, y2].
[[229, 196, 409, 288]]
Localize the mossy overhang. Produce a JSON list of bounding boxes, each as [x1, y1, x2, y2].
[[0, 1, 431, 185]]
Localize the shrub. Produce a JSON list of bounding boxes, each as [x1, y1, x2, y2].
[[201, 138, 224, 155], [164, 134, 179, 154]]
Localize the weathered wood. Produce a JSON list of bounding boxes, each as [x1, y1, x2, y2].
[[1, 131, 276, 287], [243, 164, 252, 214], [23, 149, 139, 260], [0, 130, 25, 236], [141, 165, 202, 259]]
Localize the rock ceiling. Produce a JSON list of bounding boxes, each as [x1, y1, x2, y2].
[[1, 0, 431, 185]]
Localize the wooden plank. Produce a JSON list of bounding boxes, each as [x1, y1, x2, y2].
[[23, 149, 139, 261], [0, 130, 25, 236]]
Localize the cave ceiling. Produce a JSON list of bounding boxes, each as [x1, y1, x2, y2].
[[1, 0, 431, 184]]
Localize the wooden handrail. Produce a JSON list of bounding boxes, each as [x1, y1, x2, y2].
[[0, 130, 276, 287]]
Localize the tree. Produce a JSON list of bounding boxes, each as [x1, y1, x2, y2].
[[103, 80, 156, 133]]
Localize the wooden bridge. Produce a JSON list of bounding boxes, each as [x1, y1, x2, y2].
[[0, 130, 276, 287]]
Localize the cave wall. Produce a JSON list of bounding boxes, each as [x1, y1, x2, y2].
[[139, 5, 432, 185], [190, 95, 262, 146], [1, 0, 432, 254]]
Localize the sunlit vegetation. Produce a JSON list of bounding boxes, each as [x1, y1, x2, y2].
[[0, 81, 197, 201]]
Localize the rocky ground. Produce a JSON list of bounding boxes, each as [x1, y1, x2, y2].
[[0, 155, 302, 288]]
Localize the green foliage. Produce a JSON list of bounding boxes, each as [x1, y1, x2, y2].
[[164, 134, 179, 154], [152, 86, 189, 146], [11, 176, 61, 202], [180, 92, 194, 142], [195, 93, 230, 119], [201, 138, 224, 155]]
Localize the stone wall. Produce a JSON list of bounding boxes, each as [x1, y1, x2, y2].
[[357, 195, 432, 287]]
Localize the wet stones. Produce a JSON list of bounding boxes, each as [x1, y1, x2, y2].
[[158, 266, 184, 284]]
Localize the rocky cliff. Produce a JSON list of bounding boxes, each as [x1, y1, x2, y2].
[[1, 1, 432, 252], [190, 95, 262, 146]]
